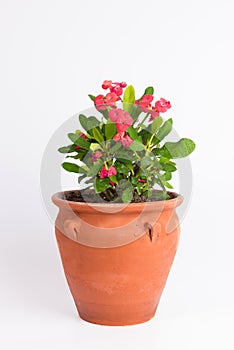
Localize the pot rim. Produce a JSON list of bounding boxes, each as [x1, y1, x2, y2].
[[52, 190, 183, 213]]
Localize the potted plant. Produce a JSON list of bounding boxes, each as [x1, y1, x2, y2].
[[52, 80, 195, 326]]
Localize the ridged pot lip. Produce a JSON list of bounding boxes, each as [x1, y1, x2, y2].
[[52, 190, 183, 213]]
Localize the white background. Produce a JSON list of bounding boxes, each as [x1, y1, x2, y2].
[[1, 0, 234, 349]]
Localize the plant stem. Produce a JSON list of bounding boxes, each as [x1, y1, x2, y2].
[[136, 112, 150, 130]]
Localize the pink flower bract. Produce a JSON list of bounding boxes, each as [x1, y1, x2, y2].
[[110, 84, 123, 96], [113, 132, 133, 147], [94, 94, 106, 110], [139, 94, 154, 113], [91, 151, 102, 162], [100, 167, 108, 178], [108, 165, 117, 177], [99, 165, 117, 178], [138, 179, 146, 183], [102, 80, 112, 89], [105, 92, 120, 105], [94, 92, 120, 110], [109, 108, 133, 133], [140, 94, 154, 107], [155, 98, 171, 113]]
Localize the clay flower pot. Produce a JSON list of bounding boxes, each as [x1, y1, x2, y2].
[[52, 191, 183, 326]]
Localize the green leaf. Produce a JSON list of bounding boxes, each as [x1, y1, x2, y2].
[[150, 191, 170, 200], [90, 143, 102, 151], [99, 109, 109, 120], [80, 166, 89, 174], [87, 162, 102, 176], [88, 94, 95, 102], [79, 114, 89, 131], [115, 150, 133, 162], [87, 116, 100, 131], [104, 123, 116, 140], [161, 138, 196, 159], [123, 85, 135, 112], [126, 126, 140, 140], [139, 129, 152, 144], [109, 175, 117, 184], [165, 181, 173, 189], [164, 172, 172, 181], [94, 178, 111, 193], [92, 127, 104, 144], [68, 133, 90, 150], [124, 161, 134, 173], [143, 86, 154, 95], [130, 104, 142, 121], [160, 162, 177, 172], [109, 142, 122, 153], [122, 187, 133, 203], [84, 177, 94, 184], [129, 140, 145, 152], [62, 162, 80, 173], [141, 156, 152, 169], [58, 144, 76, 153], [158, 156, 171, 163], [151, 116, 163, 134], [78, 174, 86, 183], [155, 118, 173, 142], [115, 162, 130, 175], [131, 177, 138, 185]]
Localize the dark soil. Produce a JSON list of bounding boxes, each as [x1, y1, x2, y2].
[[62, 189, 176, 204]]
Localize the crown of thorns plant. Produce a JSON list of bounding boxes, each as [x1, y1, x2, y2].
[[58, 80, 195, 203]]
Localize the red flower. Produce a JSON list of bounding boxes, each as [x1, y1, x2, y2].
[[138, 179, 146, 183], [94, 94, 106, 110], [91, 151, 102, 162], [105, 92, 120, 105], [100, 167, 108, 178], [102, 80, 112, 89], [94, 93, 120, 110], [100, 165, 117, 178], [109, 180, 115, 187], [120, 81, 127, 88], [75, 133, 87, 149], [109, 108, 133, 133], [140, 94, 154, 107], [110, 81, 127, 96], [139, 94, 154, 113], [110, 84, 123, 96], [108, 165, 117, 177], [113, 132, 133, 147], [101, 80, 127, 96], [155, 98, 171, 113]]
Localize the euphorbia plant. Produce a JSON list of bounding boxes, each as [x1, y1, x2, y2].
[[58, 80, 195, 203]]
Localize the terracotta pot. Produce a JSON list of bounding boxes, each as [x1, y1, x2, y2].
[[52, 191, 183, 326]]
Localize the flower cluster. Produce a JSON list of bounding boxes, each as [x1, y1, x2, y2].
[[100, 165, 117, 178], [109, 108, 133, 146], [136, 95, 171, 121], [94, 80, 127, 110], [102, 80, 127, 96], [59, 80, 195, 203]]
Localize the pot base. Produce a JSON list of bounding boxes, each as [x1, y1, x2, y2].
[[77, 308, 157, 326], [74, 297, 159, 326]]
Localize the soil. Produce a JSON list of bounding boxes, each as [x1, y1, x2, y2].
[[63, 189, 176, 204]]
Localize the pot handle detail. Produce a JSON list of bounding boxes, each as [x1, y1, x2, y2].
[[60, 217, 166, 247]]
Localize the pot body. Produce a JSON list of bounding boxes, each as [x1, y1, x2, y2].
[[52, 191, 183, 326]]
